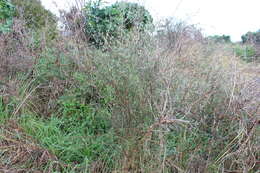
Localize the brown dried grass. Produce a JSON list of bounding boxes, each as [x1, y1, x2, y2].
[[0, 120, 59, 172]]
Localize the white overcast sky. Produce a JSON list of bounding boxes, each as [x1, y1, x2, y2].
[[41, 0, 260, 42]]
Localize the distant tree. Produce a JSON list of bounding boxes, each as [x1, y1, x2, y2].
[[207, 34, 231, 43], [11, 0, 57, 39], [241, 30, 260, 44]]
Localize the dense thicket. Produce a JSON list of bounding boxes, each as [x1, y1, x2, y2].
[[11, 0, 57, 30], [63, 1, 153, 47], [0, 1, 259, 172]]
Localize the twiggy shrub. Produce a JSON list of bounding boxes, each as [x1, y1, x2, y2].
[[11, 0, 58, 40], [0, 19, 34, 78], [0, 9, 258, 172], [14, 23, 258, 172]]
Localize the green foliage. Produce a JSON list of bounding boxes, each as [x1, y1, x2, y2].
[[234, 44, 257, 62], [15, 48, 121, 170], [0, 97, 7, 124], [0, 95, 16, 124], [241, 29, 260, 43], [208, 34, 231, 43], [57, 75, 115, 136], [0, 0, 14, 33], [11, 0, 57, 39], [19, 78, 120, 170], [20, 113, 119, 170], [11, 0, 56, 30], [83, 1, 153, 47]]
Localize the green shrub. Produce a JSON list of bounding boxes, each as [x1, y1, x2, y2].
[[0, 0, 14, 33], [234, 44, 257, 62], [11, 0, 57, 39], [17, 48, 121, 170], [83, 1, 153, 47]]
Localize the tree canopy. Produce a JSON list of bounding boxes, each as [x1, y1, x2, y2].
[[241, 30, 260, 44], [11, 0, 57, 30]]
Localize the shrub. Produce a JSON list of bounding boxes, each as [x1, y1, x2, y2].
[[0, 0, 14, 33], [17, 47, 122, 170], [241, 29, 260, 43], [234, 44, 257, 62], [83, 1, 153, 47], [60, 6, 85, 36], [0, 19, 35, 78], [11, 0, 57, 39]]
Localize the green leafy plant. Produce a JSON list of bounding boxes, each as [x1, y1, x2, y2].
[[234, 44, 257, 62], [0, 0, 14, 33], [83, 1, 153, 47], [11, 0, 57, 39]]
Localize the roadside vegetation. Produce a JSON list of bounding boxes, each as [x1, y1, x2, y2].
[[0, 0, 259, 172]]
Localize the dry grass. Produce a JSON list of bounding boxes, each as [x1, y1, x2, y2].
[[0, 120, 59, 172]]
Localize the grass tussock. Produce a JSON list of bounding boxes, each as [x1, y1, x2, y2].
[[0, 10, 259, 173]]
